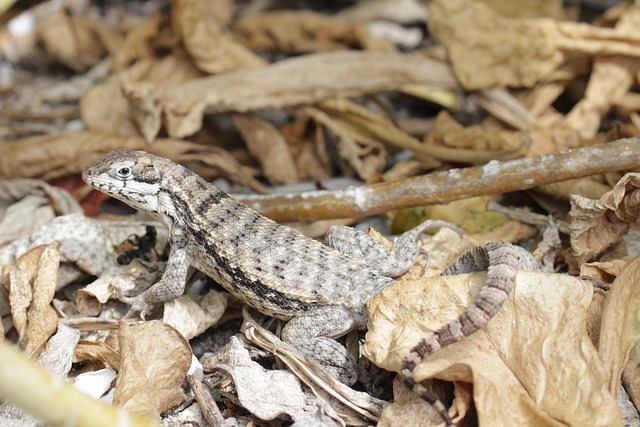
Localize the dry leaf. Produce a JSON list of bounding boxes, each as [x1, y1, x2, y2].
[[82, 53, 205, 136], [538, 176, 611, 201], [163, 291, 228, 340], [364, 271, 621, 426], [0, 179, 82, 248], [1, 215, 119, 280], [74, 339, 122, 372], [114, 321, 192, 420], [564, 3, 640, 139], [213, 337, 329, 423], [378, 375, 470, 426], [429, 0, 640, 90], [597, 257, 640, 394], [110, 12, 167, 70], [391, 197, 508, 235], [6, 243, 60, 359], [469, 220, 538, 248], [622, 348, 640, 416], [425, 111, 519, 152], [580, 258, 634, 283], [172, 0, 265, 74], [37, 324, 81, 376], [231, 114, 298, 184], [568, 173, 640, 265], [121, 50, 458, 139], [233, 10, 395, 53], [279, 117, 332, 181], [0, 132, 267, 193], [35, 10, 111, 72], [413, 227, 474, 275], [76, 263, 160, 316]]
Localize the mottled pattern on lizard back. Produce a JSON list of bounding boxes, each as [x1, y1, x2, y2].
[[83, 149, 395, 320], [168, 164, 395, 319]]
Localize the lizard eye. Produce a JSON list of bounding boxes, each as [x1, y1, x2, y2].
[[116, 167, 132, 178], [109, 161, 136, 180]]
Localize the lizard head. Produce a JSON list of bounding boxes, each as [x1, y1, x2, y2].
[[82, 149, 164, 214]]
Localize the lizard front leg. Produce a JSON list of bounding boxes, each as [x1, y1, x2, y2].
[[281, 305, 366, 385], [124, 233, 191, 318]]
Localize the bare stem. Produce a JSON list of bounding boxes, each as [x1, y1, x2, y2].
[[237, 137, 640, 222]]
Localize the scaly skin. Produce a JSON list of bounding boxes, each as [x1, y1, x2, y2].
[[83, 149, 529, 425]]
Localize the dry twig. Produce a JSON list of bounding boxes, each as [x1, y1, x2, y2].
[[238, 137, 640, 222]]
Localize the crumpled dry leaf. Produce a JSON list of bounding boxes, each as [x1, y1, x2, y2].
[[0, 179, 82, 248], [76, 263, 160, 316], [377, 375, 473, 426], [35, 9, 118, 72], [233, 10, 395, 54], [429, 0, 640, 90], [172, 0, 265, 74], [110, 12, 168, 71], [308, 99, 421, 178], [1, 214, 119, 281], [163, 291, 228, 340], [5, 243, 60, 359], [0, 131, 268, 193], [37, 324, 81, 376], [538, 176, 611, 201], [0, 179, 82, 216], [0, 215, 169, 296], [597, 257, 640, 395], [564, 3, 640, 139], [114, 321, 192, 420], [568, 172, 640, 265], [231, 114, 298, 184], [363, 271, 621, 426], [279, 116, 332, 181], [121, 50, 458, 140], [580, 257, 634, 283], [213, 336, 339, 424], [424, 111, 522, 152], [82, 54, 205, 136], [623, 348, 640, 416], [469, 220, 538, 249]]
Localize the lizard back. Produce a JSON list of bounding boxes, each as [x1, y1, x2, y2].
[[82, 149, 394, 319]]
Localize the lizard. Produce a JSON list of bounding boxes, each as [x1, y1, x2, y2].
[[82, 149, 528, 425]]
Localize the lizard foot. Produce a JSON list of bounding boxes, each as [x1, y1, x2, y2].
[[121, 295, 155, 319]]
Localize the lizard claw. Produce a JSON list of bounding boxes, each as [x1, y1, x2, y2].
[[121, 295, 154, 320]]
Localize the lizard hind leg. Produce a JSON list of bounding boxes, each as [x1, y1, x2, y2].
[[281, 305, 365, 386]]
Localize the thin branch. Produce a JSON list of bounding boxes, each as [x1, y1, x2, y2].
[[237, 137, 640, 222]]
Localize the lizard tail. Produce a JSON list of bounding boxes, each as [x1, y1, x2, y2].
[[400, 242, 521, 426]]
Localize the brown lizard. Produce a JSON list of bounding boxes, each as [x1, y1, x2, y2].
[[83, 149, 531, 425]]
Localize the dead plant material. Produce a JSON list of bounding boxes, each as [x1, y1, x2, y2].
[[237, 137, 640, 222], [0, 131, 268, 193], [121, 50, 458, 140]]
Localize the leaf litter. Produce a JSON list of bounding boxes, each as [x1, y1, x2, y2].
[[1, 0, 640, 426]]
